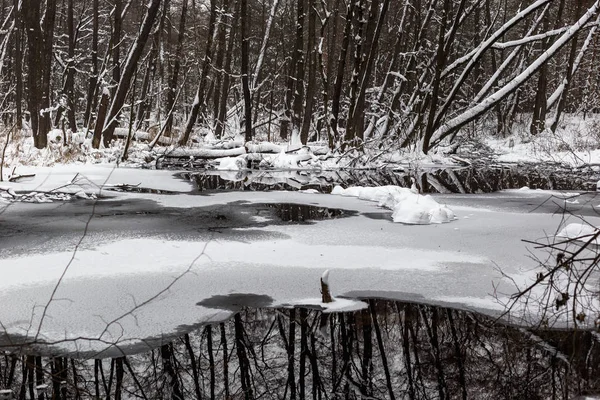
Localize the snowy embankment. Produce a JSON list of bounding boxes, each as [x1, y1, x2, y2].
[[484, 114, 600, 167], [2, 124, 457, 171], [331, 185, 456, 224]]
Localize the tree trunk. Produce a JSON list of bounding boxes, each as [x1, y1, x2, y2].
[[361, 307, 373, 396], [164, 0, 187, 136], [206, 326, 216, 399], [421, 0, 451, 152], [84, 0, 99, 130], [287, 308, 297, 400], [180, 0, 218, 145], [290, 0, 305, 145], [35, 356, 44, 400], [280, 0, 304, 141], [111, 0, 122, 84], [161, 344, 183, 400], [114, 358, 124, 400], [183, 334, 202, 400], [300, 0, 317, 144], [370, 300, 396, 400], [220, 322, 230, 399], [212, 0, 231, 123], [344, 0, 367, 147], [299, 309, 308, 400], [94, 360, 100, 399], [103, 0, 161, 145], [135, 49, 156, 131], [13, 0, 21, 129], [240, 0, 252, 142], [235, 313, 253, 400], [94, 89, 110, 148], [215, 0, 237, 139], [531, 1, 564, 135], [330, 1, 354, 145], [400, 304, 416, 400], [65, 0, 77, 131], [551, 0, 584, 132], [22, 0, 56, 149]]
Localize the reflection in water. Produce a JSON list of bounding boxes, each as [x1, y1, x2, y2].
[[266, 203, 353, 222], [183, 165, 594, 195], [1, 300, 598, 399]]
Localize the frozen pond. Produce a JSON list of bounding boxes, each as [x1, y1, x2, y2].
[[1, 166, 599, 358]]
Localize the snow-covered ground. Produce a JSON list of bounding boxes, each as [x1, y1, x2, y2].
[[1, 164, 194, 193], [485, 113, 600, 166], [1, 165, 597, 355]]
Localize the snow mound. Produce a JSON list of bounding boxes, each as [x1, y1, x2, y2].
[[216, 156, 246, 170], [332, 185, 456, 225], [556, 223, 600, 246]]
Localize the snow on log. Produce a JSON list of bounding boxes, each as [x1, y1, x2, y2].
[[216, 156, 247, 170], [246, 142, 283, 153], [205, 140, 245, 150], [166, 147, 247, 158]]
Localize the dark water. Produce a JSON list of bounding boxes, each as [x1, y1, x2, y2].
[[180, 165, 599, 194], [1, 300, 598, 399], [265, 203, 355, 222]]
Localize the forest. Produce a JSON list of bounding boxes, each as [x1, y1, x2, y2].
[[1, 0, 600, 158]]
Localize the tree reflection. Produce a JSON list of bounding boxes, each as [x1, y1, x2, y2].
[[1, 300, 598, 399]]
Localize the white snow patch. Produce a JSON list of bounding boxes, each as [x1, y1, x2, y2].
[[288, 297, 368, 313], [504, 188, 581, 199], [0, 237, 489, 292], [556, 223, 600, 246], [332, 185, 457, 225], [2, 165, 193, 194], [216, 156, 246, 170], [251, 215, 272, 223], [321, 269, 330, 285]]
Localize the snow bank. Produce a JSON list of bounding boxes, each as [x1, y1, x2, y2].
[[332, 185, 456, 225], [556, 223, 600, 246], [509, 187, 581, 199], [271, 149, 313, 169]]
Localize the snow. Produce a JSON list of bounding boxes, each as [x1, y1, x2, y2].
[[332, 185, 457, 224], [321, 269, 330, 285], [484, 114, 600, 167], [507, 187, 581, 199], [432, 2, 600, 145], [0, 164, 194, 194], [556, 223, 600, 246], [216, 156, 246, 170], [287, 297, 368, 313]]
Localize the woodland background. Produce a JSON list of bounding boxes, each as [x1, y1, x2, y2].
[[0, 0, 599, 155]]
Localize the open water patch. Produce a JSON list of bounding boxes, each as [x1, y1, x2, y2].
[[264, 203, 356, 222], [1, 298, 598, 398]]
